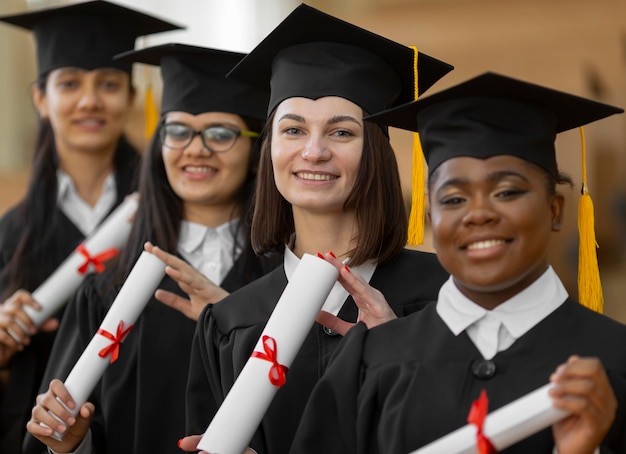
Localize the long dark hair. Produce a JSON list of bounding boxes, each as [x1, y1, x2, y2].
[[251, 111, 407, 266], [104, 114, 264, 292]]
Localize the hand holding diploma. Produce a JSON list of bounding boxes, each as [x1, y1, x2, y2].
[[24, 194, 139, 327], [315, 252, 397, 336], [26, 251, 166, 450], [411, 356, 616, 454], [196, 253, 339, 454]]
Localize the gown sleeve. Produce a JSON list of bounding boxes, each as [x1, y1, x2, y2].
[[288, 322, 369, 454]]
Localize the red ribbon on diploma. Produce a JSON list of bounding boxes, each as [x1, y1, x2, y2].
[[76, 244, 119, 275], [251, 335, 289, 387], [97, 321, 134, 364], [467, 389, 497, 454]]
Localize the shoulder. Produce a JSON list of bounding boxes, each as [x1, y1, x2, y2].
[[375, 248, 448, 282], [210, 265, 287, 332], [561, 299, 626, 337]]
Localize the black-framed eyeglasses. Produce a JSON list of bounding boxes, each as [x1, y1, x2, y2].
[[159, 123, 260, 153]]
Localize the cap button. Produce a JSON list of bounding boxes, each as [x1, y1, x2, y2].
[[471, 359, 497, 379]]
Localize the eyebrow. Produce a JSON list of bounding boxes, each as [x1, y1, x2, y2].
[[435, 170, 530, 190], [277, 113, 362, 127]]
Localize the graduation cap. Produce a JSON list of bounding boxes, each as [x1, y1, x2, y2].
[[0, 0, 183, 77], [115, 43, 268, 121], [367, 71, 624, 312], [227, 3, 453, 117]]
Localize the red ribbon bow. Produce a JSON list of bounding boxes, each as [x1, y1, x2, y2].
[[467, 389, 497, 454], [97, 320, 134, 364], [76, 244, 119, 275], [251, 335, 289, 387]]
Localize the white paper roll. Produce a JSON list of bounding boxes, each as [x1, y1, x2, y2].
[[197, 253, 339, 454], [50, 251, 166, 440], [410, 383, 570, 454], [25, 196, 138, 327]]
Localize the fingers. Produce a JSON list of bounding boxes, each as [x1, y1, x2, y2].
[[29, 380, 77, 437], [550, 356, 617, 451], [177, 434, 202, 452], [155, 290, 192, 316], [0, 290, 41, 349], [315, 310, 353, 336]]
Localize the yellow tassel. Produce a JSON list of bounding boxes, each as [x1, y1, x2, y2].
[[144, 83, 159, 140], [577, 126, 603, 312], [406, 46, 425, 246]]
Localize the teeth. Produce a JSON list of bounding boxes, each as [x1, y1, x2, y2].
[[185, 166, 213, 173], [467, 239, 505, 250], [296, 172, 337, 181]]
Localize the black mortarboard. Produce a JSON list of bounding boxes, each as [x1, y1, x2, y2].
[[366, 72, 623, 177], [0, 0, 183, 77], [115, 43, 268, 121], [227, 3, 453, 116]]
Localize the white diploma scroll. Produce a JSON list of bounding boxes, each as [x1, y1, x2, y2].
[[50, 251, 165, 440], [197, 253, 339, 454], [410, 383, 570, 454], [25, 196, 138, 327]]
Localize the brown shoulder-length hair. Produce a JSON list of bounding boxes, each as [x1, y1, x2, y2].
[[251, 110, 407, 266]]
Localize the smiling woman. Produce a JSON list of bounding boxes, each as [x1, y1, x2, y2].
[[289, 72, 626, 454], [0, 2, 180, 452]]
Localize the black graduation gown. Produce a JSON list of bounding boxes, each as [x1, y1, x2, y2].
[[186, 248, 449, 454], [0, 153, 139, 454], [290, 300, 626, 454], [22, 247, 280, 454]]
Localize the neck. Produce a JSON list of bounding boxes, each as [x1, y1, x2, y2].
[[291, 208, 357, 261], [184, 202, 241, 228], [57, 147, 116, 207]]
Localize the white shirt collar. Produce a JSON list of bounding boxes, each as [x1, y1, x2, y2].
[[177, 219, 242, 285], [57, 170, 117, 235], [437, 266, 568, 341], [283, 245, 377, 316]]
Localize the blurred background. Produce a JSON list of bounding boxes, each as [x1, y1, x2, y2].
[[1, 0, 625, 323]]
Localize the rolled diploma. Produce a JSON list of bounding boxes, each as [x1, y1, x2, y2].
[[197, 253, 339, 454], [410, 383, 570, 454], [25, 196, 138, 327], [50, 251, 165, 440]]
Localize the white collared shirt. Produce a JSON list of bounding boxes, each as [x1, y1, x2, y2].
[[437, 266, 568, 359], [57, 170, 117, 236], [283, 246, 377, 316], [178, 219, 243, 285]]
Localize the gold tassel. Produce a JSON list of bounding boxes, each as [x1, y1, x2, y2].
[[577, 126, 604, 312], [144, 80, 159, 140], [407, 46, 425, 246]]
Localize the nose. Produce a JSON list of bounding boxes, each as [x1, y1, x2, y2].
[[77, 85, 102, 110], [461, 194, 499, 226], [301, 135, 331, 162], [183, 133, 211, 157]]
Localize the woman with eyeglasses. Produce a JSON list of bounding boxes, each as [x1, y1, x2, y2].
[[25, 43, 280, 454], [0, 3, 179, 453]]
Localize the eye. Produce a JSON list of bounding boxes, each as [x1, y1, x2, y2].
[[56, 78, 79, 90], [100, 79, 122, 91], [495, 188, 526, 199], [331, 129, 355, 138], [204, 126, 237, 143], [165, 124, 192, 140], [282, 126, 303, 136]]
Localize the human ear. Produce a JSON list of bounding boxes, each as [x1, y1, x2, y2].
[[551, 193, 565, 231], [31, 84, 48, 119]]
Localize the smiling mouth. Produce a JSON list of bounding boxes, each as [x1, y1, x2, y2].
[[295, 172, 338, 181], [466, 239, 507, 250]]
